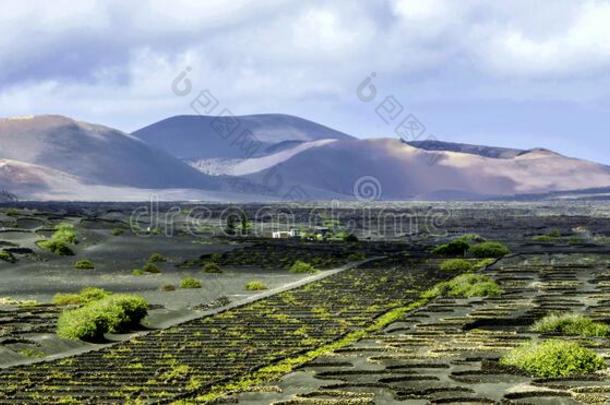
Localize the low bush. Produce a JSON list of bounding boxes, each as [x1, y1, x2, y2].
[[57, 294, 148, 341], [5, 208, 19, 217], [245, 280, 267, 291], [202, 262, 222, 273], [53, 287, 111, 306], [432, 240, 470, 256], [180, 277, 202, 289], [37, 239, 74, 256], [0, 250, 16, 263], [289, 260, 318, 274], [343, 234, 359, 242], [455, 233, 485, 243], [468, 241, 510, 258], [347, 252, 366, 261], [531, 313, 609, 337], [132, 268, 144, 276], [160, 284, 176, 292], [37, 223, 78, 256], [142, 263, 161, 274], [439, 258, 473, 272], [424, 273, 502, 299], [500, 339, 606, 377], [148, 253, 166, 263], [74, 259, 95, 270], [111, 228, 124, 236]]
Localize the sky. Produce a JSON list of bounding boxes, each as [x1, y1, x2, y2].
[[1, 0, 609, 164]]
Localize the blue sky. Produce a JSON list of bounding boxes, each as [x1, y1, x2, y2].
[[1, 0, 609, 164]]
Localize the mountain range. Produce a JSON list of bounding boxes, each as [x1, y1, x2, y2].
[[1, 114, 609, 201]]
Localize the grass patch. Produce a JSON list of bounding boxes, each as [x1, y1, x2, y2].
[[468, 241, 510, 258], [289, 260, 318, 274], [74, 259, 95, 270], [0, 250, 16, 263], [423, 273, 502, 298], [245, 280, 267, 291], [18, 348, 45, 358], [531, 313, 609, 337], [500, 339, 606, 377], [160, 284, 176, 292], [132, 268, 144, 276], [180, 277, 202, 289], [439, 258, 473, 272], [56, 294, 148, 341]]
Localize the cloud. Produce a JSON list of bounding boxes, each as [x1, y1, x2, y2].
[[0, 0, 609, 167]]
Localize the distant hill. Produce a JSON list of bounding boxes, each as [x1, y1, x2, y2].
[[132, 114, 354, 160], [0, 115, 218, 190], [2, 114, 610, 201], [244, 138, 610, 200]]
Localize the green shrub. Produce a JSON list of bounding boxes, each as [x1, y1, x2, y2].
[[343, 234, 359, 242], [531, 313, 609, 337], [432, 240, 470, 256], [454, 233, 485, 243], [37, 239, 74, 256], [289, 260, 318, 274], [160, 284, 176, 292], [245, 280, 267, 291], [533, 235, 555, 242], [132, 268, 144, 276], [142, 263, 161, 274], [111, 228, 124, 236], [148, 253, 166, 263], [53, 287, 111, 306], [52, 223, 77, 244], [439, 258, 473, 272], [5, 208, 19, 217], [0, 250, 16, 263], [347, 252, 366, 261], [547, 229, 562, 238], [500, 339, 606, 378], [202, 262, 222, 273], [468, 241, 510, 258], [53, 293, 83, 306], [37, 223, 78, 256], [474, 258, 496, 270], [56, 294, 148, 341], [180, 277, 202, 289], [424, 273, 502, 299], [74, 259, 95, 270]]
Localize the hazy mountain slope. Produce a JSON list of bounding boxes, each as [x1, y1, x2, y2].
[[0, 159, 272, 202], [0, 116, 218, 189], [132, 114, 354, 160], [189, 139, 337, 176], [244, 138, 610, 200], [407, 140, 526, 159]]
